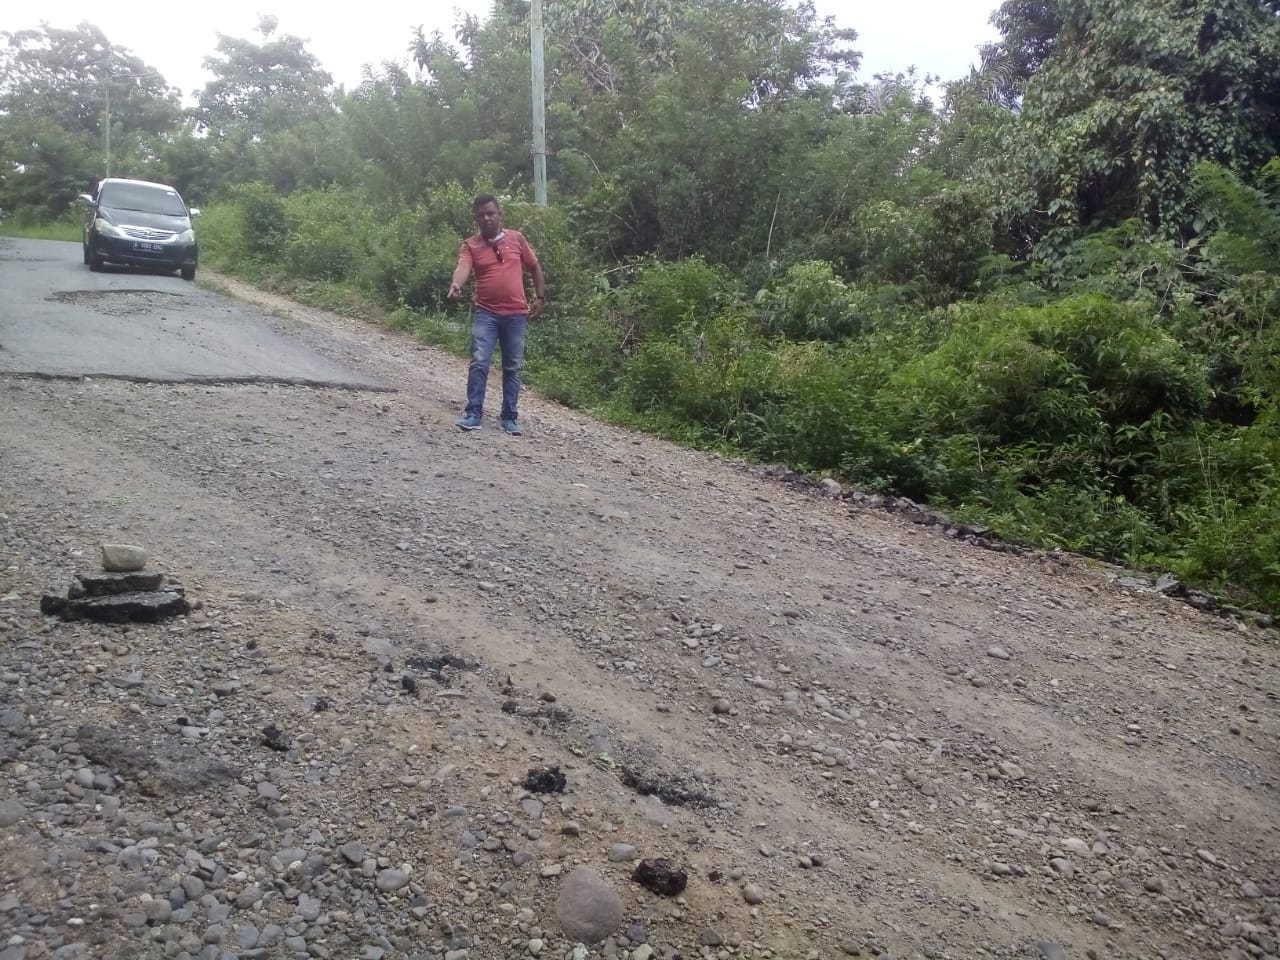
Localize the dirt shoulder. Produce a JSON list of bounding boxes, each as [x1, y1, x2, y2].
[[1, 273, 1276, 960]]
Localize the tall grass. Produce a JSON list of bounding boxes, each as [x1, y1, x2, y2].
[[0, 220, 80, 242]]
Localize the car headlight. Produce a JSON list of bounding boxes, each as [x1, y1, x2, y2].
[[94, 218, 128, 238], [176, 229, 195, 244]]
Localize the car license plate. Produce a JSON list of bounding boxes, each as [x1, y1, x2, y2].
[[134, 242, 162, 252]]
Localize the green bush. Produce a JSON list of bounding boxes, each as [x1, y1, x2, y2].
[[1175, 496, 1280, 613], [280, 187, 375, 283], [0, 209, 80, 241], [228, 182, 289, 260], [525, 302, 625, 410], [493, 197, 597, 308], [618, 338, 700, 413], [360, 185, 596, 316], [188, 201, 239, 265], [891, 302, 1097, 458], [1048, 221, 1199, 311], [194, 183, 287, 271], [757, 261, 865, 341], [364, 210, 460, 310], [614, 311, 780, 441], [977, 478, 1161, 561], [839, 188, 994, 305], [1155, 419, 1280, 610], [690, 312, 782, 438], [745, 341, 906, 487], [1027, 295, 1210, 426], [890, 296, 1210, 457], [611, 256, 745, 344]]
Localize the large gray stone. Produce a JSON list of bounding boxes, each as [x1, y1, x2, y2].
[[101, 544, 149, 572], [557, 867, 624, 944], [0, 798, 27, 828], [339, 842, 367, 865], [375, 869, 409, 893]]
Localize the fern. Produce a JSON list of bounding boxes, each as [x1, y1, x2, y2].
[[1190, 160, 1280, 274]]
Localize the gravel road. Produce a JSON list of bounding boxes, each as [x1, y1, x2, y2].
[[0, 261, 1276, 960]]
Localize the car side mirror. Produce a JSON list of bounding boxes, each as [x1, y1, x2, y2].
[[188, 208, 201, 218], [76, 194, 94, 206]]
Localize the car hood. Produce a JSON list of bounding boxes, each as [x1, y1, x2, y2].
[[99, 205, 191, 231]]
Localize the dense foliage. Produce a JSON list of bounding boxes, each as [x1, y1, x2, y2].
[[2, 0, 1277, 612]]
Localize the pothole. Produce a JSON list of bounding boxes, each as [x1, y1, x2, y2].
[[405, 653, 474, 684], [47, 289, 184, 317]]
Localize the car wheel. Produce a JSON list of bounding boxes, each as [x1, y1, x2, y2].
[[89, 252, 105, 272], [82, 242, 90, 265], [181, 264, 196, 281]]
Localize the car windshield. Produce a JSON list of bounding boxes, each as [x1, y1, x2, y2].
[[99, 182, 188, 217]]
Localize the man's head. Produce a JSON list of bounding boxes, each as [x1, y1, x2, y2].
[[472, 194, 501, 240]]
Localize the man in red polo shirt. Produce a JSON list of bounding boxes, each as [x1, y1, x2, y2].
[[447, 194, 547, 435]]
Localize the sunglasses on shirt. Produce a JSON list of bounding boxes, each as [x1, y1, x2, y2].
[[489, 241, 504, 263]]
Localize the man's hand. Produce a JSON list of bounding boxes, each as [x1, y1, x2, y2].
[[530, 296, 545, 320], [447, 281, 463, 300]]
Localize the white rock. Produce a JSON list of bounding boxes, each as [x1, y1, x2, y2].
[[101, 543, 148, 572]]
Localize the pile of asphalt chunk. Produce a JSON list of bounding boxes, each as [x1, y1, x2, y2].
[[40, 542, 190, 623]]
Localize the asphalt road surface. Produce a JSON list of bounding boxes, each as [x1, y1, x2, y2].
[[0, 237, 390, 390]]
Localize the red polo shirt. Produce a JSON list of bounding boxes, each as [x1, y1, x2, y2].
[[458, 229, 540, 315]]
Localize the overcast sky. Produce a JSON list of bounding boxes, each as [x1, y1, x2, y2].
[[5, 0, 1000, 101]]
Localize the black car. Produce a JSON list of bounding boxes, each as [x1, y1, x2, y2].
[[79, 178, 200, 281]]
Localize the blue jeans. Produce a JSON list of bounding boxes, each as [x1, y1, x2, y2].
[[464, 308, 528, 421]]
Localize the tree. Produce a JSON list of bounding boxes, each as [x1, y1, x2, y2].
[[196, 17, 335, 146], [545, 0, 685, 94], [190, 18, 339, 193], [0, 22, 180, 218], [551, 0, 861, 262], [969, 0, 1063, 109], [989, 0, 1280, 263]]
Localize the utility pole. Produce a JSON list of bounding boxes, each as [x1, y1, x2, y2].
[[530, 0, 548, 206], [104, 80, 112, 178]]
